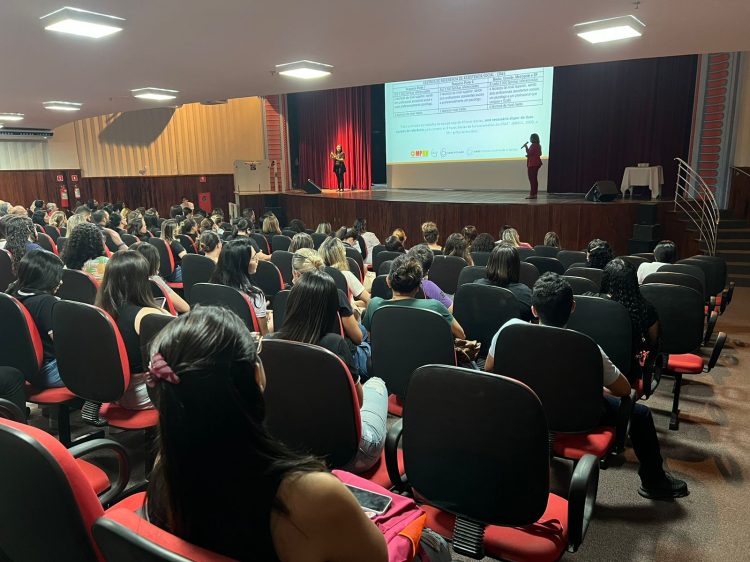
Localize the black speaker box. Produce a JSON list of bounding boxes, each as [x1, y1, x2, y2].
[[584, 180, 620, 202], [636, 204, 659, 225], [302, 179, 322, 194], [628, 239, 658, 253], [633, 224, 661, 241]]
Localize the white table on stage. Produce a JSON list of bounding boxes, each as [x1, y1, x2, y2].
[[621, 165, 663, 199]]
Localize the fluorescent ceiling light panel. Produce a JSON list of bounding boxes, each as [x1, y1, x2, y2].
[[0, 113, 24, 122], [43, 101, 82, 111], [41, 6, 124, 39], [575, 15, 645, 44], [275, 60, 333, 79], [131, 87, 179, 101]]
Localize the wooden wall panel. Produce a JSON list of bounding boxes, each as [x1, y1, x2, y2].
[[729, 167, 750, 221], [0, 169, 80, 208]]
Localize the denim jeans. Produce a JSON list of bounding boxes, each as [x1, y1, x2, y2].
[[168, 265, 183, 283], [355, 322, 372, 380], [345, 377, 388, 473], [27, 359, 64, 389]]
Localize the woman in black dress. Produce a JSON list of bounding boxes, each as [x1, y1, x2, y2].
[[330, 144, 346, 191]]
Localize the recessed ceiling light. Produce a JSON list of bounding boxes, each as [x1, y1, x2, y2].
[[43, 101, 82, 112], [574, 15, 645, 44], [131, 87, 179, 101], [41, 6, 124, 39], [275, 60, 333, 79], [0, 113, 24, 122]]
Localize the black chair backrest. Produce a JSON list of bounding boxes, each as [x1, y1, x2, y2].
[[640, 284, 704, 354], [0, 394, 24, 422], [346, 257, 363, 282], [373, 251, 402, 275], [370, 275, 392, 300], [56, 237, 68, 255], [660, 264, 706, 299], [691, 255, 727, 295], [36, 232, 58, 255], [177, 234, 197, 254], [453, 285, 519, 358], [567, 295, 632, 376], [147, 238, 175, 279], [533, 245, 560, 258], [254, 260, 285, 299], [491, 322, 604, 432], [470, 251, 491, 266], [190, 283, 259, 332], [58, 269, 98, 305], [271, 235, 292, 253], [262, 340, 360, 468], [565, 267, 603, 291], [619, 255, 648, 269], [0, 249, 16, 292], [345, 247, 365, 279], [517, 247, 536, 261], [181, 254, 215, 303], [643, 271, 703, 296], [43, 225, 61, 242], [525, 256, 565, 276], [429, 255, 467, 295], [557, 250, 587, 270], [92, 517, 193, 562], [404, 365, 550, 526], [53, 300, 129, 402], [456, 266, 487, 287], [251, 233, 271, 254], [563, 275, 599, 295], [139, 314, 176, 371], [324, 266, 349, 296], [377, 259, 394, 276], [0, 293, 42, 378], [519, 261, 540, 289], [370, 243, 386, 263], [633, 252, 654, 262], [120, 233, 138, 247], [370, 306, 455, 399], [270, 250, 294, 286], [281, 229, 297, 238], [678, 258, 721, 297], [271, 290, 291, 329], [311, 233, 329, 249]]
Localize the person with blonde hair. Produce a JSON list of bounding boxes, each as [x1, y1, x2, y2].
[[64, 212, 88, 238], [421, 222, 441, 251], [392, 228, 407, 246], [48, 210, 67, 231], [315, 222, 332, 235], [500, 227, 532, 249], [543, 231, 560, 249], [262, 215, 282, 237], [318, 237, 370, 305]]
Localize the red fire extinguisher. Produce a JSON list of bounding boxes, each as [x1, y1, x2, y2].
[[60, 185, 69, 208]]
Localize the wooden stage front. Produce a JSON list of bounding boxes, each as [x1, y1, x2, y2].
[[243, 188, 689, 256]]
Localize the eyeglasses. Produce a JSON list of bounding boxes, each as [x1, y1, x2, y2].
[[250, 332, 263, 354]]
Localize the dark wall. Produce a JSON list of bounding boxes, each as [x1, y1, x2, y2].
[[548, 55, 698, 195]]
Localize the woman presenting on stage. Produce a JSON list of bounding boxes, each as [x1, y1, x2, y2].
[[330, 144, 346, 192], [523, 133, 542, 199]]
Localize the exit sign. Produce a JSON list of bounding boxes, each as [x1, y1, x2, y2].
[[56, 174, 64, 182]]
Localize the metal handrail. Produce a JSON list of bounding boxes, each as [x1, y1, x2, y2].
[[674, 158, 719, 256], [731, 166, 750, 180]]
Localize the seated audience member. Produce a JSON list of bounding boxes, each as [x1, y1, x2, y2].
[[63, 212, 89, 239], [288, 232, 314, 253], [91, 209, 109, 229], [199, 231, 222, 263], [315, 222, 332, 235], [485, 273, 688, 499], [408, 245, 453, 312], [363, 254, 465, 339], [45, 202, 58, 218], [0, 214, 10, 250], [474, 243, 533, 321], [637, 240, 677, 284], [354, 218, 380, 264], [227, 218, 271, 260], [181, 218, 198, 241], [262, 215, 283, 242], [443, 233, 473, 265], [4, 215, 42, 273], [287, 218, 306, 234], [461, 225, 478, 245], [49, 211, 67, 232], [269, 270, 387, 472], [0, 367, 26, 420], [96, 251, 171, 410], [587, 239, 614, 270], [421, 221, 442, 251], [319, 237, 370, 304], [169, 204, 184, 219], [337, 228, 362, 255], [210, 238, 269, 335], [32, 210, 47, 229], [11, 205, 29, 216], [470, 232, 495, 253], [384, 235, 405, 253], [108, 212, 126, 234], [0, 201, 10, 217], [500, 227, 532, 249], [7, 250, 64, 388], [199, 218, 216, 234], [391, 228, 407, 247], [544, 231, 561, 249], [144, 306, 388, 561], [160, 219, 187, 282], [127, 217, 151, 242], [131, 243, 190, 314], [144, 210, 160, 236]]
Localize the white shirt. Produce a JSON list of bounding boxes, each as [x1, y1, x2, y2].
[[361, 232, 381, 265], [342, 269, 365, 299], [637, 261, 667, 284]]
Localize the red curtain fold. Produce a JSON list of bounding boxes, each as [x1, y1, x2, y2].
[[296, 86, 372, 191]]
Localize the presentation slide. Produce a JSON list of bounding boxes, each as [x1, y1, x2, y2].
[[385, 67, 554, 165]]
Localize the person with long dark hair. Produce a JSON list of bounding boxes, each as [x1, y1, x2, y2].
[[470, 232, 495, 253], [523, 132, 543, 199], [272, 270, 388, 472], [131, 242, 190, 314], [210, 238, 269, 334], [353, 218, 380, 265], [443, 233, 473, 266], [330, 144, 346, 191], [7, 250, 64, 388], [475, 243, 533, 320], [127, 217, 151, 242], [4, 215, 41, 273], [198, 230, 222, 263], [144, 306, 387, 561], [62, 222, 109, 281], [407, 244, 453, 312], [96, 251, 170, 410], [161, 219, 187, 282]]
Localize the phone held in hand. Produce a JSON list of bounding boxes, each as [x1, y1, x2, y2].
[[344, 484, 393, 518]]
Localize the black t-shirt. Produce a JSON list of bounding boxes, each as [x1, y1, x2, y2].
[[169, 240, 186, 266], [16, 292, 57, 363], [337, 289, 353, 318], [473, 278, 533, 321]]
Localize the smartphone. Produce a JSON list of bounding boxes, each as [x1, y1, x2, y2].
[[344, 484, 392, 516], [154, 297, 167, 309]]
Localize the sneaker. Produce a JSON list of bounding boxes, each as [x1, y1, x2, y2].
[[638, 473, 689, 500]]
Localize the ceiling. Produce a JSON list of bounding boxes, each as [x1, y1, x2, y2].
[[2, 0, 750, 129]]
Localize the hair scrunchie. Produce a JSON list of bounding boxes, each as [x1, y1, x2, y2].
[[146, 353, 181, 387]]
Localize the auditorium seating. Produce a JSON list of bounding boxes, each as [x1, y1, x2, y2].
[[58, 269, 99, 305], [519, 261, 540, 289], [347, 256, 363, 282], [311, 232, 328, 249], [619, 255, 648, 269], [190, 283, 261, 332], [565, 267, 604, 291], [270, 250, 294, 286], [557, 250, 587, 270], [178, 234, 198, 254], [147, 238, 183, 289], [377, 259, 394, 276], [180, 254, 215, 303], [324, 266, 350, 297], [139, 314, 176, 370], [271, 235, 292, 252], [149, 279, 177, 316], [456, 265, 486, 287], [661, 263, 707, 299], [373, 250, 402, 274], [254, 259, 285, 299], [251, 233, 271, 254], [121, 233, 138, 246], [345, 246, 365, 281], [271, 290, 291, 329], [517, 247, 536, 261], [370, 275, 392, 300], [471, 250, 491, 266], [43, 224, 62, 242], [36, 231, 58, 255], [453, 284, 519, 359], [526, 256, 565, 275], [563, 275, 599, 295], [0, 248, 16, 291], [533, 245, 560, 258], [429, 255, 467, 295]]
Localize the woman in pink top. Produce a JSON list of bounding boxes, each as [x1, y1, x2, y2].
[[524, 133, 543, 199]]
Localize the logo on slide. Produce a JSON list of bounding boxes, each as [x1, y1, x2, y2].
[[409, 150, 430, 158]]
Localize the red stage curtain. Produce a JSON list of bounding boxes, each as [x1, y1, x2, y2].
[[295, 86, 371, 191]]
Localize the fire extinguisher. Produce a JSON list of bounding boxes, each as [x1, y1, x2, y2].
[[60, 185, 69, 208]]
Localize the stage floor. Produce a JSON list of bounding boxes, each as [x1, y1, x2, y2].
[[286, 188, 662, 206]]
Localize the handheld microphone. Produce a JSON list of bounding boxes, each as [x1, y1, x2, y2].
[[521, 141, 529, 149]]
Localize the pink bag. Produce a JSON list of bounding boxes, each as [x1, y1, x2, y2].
[[333, 470, 427, 562]]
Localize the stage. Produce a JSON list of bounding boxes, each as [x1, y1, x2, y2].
[[241, 188, 690, 256]]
